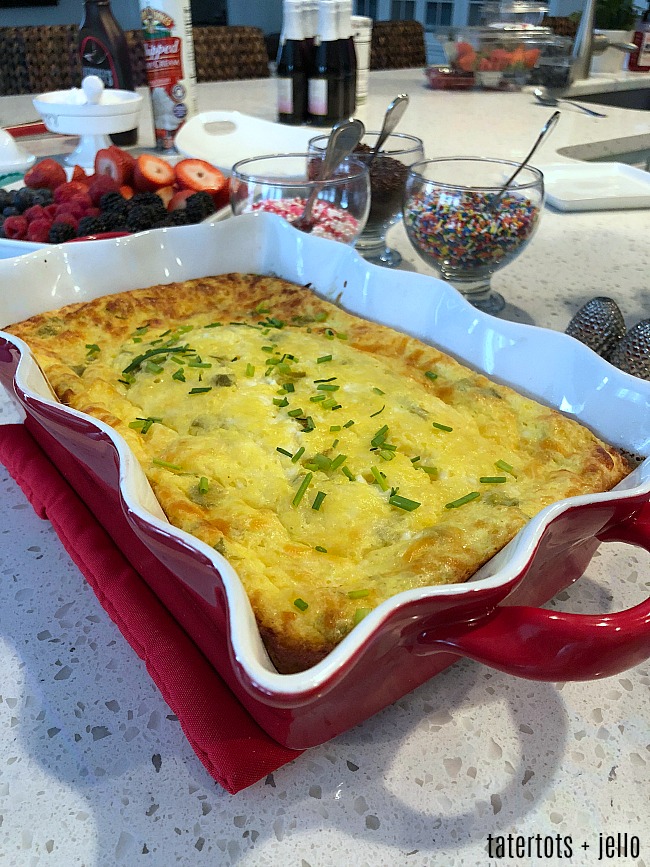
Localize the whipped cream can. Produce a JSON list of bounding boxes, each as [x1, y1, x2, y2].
[[140, 2, 198, 151]]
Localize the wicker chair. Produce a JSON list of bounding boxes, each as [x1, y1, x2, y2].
[[191, 25, 270, 82], [370, 20, 427, 70], [542, 15, 579, 39]]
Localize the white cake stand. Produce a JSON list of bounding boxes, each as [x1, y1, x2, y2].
[[32, 76, 143, 168]]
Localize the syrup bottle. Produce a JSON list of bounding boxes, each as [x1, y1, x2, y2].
[[79, 0, 138, 146], [277, 0, 309, 124], [308, 0, 345, 125], [337, 0, 357, 117], [628, 1, 650, 72]]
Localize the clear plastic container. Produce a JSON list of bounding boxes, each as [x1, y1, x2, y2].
[[481, 2, 549, 27]]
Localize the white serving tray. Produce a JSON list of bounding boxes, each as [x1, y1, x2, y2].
[[540, 161, 650, 212], [174, 111, 317, 170]]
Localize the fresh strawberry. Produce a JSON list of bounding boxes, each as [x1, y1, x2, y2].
[[54, 181, 90, 204], [133, 154, 176, 192], [155, 185, 175, 208], [167, 189, 194, 212], [109, 146, 136, 184], [212, 183, 230, 211], [26, 219, 53, 243], [2, 216, 29, 240], [71, 164, 89, 183], [94, 147, 129, 185], [24, 158, 66, 191], [119, 184, 134, 200], [88, 174, 120, 205], [174, 159, 227, 204]]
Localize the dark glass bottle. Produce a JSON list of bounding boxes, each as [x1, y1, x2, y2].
[[277, 0, 309, 124], [337, 0, 357, 117], [79, 0, 138, 146], [308, 0, 345, 125]]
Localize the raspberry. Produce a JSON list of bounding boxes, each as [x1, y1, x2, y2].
[[24, 158, 66, 191], [44, 204, 58, 220], [23, 204, 47, 222], [3, 216, 28, 240], [26, 219, 53, 243], [88, 174, 120, 205], [53, 181, 89, 204], [48, 221, 77, 243], [53, 213, 79, 232]]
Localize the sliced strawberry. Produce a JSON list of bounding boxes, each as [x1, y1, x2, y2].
[[155, 185, 175, 208], [109, 146, 136, 185], [24, 158, 66, 191], [94, 148, 127, 185], [174, 159, 227, 205], [133, 154, 176, 192], [88, 174, 120, 205], [54, 181, 91, 204], [167, 189, 195, 212], [71, 164, 89, 183], [119, 184, 134, 200]]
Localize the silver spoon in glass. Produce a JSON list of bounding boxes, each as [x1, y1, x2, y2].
[[294, 117, 365, 232], [368, 93, 409, 164], [533, 87, 607, 118], [491, 110, 560, 204]]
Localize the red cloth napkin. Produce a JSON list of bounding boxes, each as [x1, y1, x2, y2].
[[0, 423, 302, 793]]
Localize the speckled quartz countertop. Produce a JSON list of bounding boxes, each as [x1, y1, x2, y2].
[[0, 71, 649, 866]]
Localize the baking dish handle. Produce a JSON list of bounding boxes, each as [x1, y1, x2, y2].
[[416, 502, 650, 681]]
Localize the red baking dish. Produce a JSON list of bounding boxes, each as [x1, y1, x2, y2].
[[0, 214, 648, 750]]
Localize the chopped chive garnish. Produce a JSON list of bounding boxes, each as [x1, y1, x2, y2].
[[445, 492, 480, 509], [287, 407, 304, 417], [410, 456, 421, 463], [379, 449, 395, 461], [370, 466, 389, 491], [370, 405, 385, 418], [171, 356, 186, 365], [304, 453, 331, 472], [152, 458, 183, 471], [353, 607, 371, 625], [283, 382, 295, 393], [205, 322, 222, 328], [301, 416, 316, 432], [132, 337, 143, 343], [310, 394, 327, 403], [198, 477, 210, 494], [317, 383, 340, 392], [188, 361, 212, 369], [122, 344, 192, 374], [330, 425, 341, 432], [312, 491, 327, 511], [316, 354, 332, 363], [421, 466, 438, 476], [145, 360, 165, 374], [330, 454, 347, 471], [388, 494, 421, 511], [480, 476, 507, 484], [425, 370, 438, 381], [276, 447, 293, 457], [341, 466, 355, 481], [379, 442, 397, 451], [314, 312, 328, 322], [261, 345, 275, 353], [291, 446, 305, 463], [372, 387, 385, 395], [495, 460, 517, 477], [172, 368, 186, 382], [314, 377, 337, 383], [371, 425, 389, 447], [348, 589, 370, 599], [336, 332, 347, 340], [315, 546, 328, 553], [332, 438, 340, 449], [292, 472, 313, 507], [432, 422, 453, 432], [85, 343, 100, 354], [118, 373, 136, 386], [343, 419, 355, 428], [254, 302, 270, 314], [322, 398, 338, 409], [324, 328, 335, 340], [245, 363, 255, 377], [273, 397, 289, 407], [189, 387, 212, 395], [293, 598, 309, 611], [330, 404, 342, 411]]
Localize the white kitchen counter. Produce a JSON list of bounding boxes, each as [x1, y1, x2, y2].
[[0, 70, 648, 867]]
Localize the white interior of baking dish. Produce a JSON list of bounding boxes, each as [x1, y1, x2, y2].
[[1, 213, 649, 696]]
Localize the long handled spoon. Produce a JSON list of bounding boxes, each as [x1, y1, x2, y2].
[[492, 110, 560, 202], [368, 94, 409, 164], [294, 117, 365, 232], [533, 87, 607, 118]]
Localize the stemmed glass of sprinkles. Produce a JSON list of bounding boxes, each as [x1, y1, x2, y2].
[[403, 157, 545, 315]]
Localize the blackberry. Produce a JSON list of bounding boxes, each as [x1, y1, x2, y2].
[[77, 216, 102, 237], [48, 222, 77, 244], [184, 191, 216, 223], [31, 188, 54, 207], [165, 209, 192, 226], [14, 187, 37, 212], [99, 191, 127, 212], [125, 204, 163, 233], [130, 191, 166, 209], [100, 210, 129, 231]]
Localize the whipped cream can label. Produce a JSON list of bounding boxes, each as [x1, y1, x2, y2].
[[140, 2, 197, 150]]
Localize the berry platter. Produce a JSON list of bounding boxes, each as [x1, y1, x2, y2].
[[0, 146, 231, 255]]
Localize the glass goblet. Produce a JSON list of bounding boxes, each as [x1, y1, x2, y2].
[[403, 157, 545, 315], [309, 131, 424, 267]]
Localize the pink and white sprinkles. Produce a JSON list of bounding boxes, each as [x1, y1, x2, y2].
[[405, 190, 540, 270], [249, 197, 360, 243]]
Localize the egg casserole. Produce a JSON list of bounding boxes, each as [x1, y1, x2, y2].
[[7, 273, 631, 673]]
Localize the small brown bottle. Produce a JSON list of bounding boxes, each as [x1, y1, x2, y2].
[[79, 0, 138, 146]]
